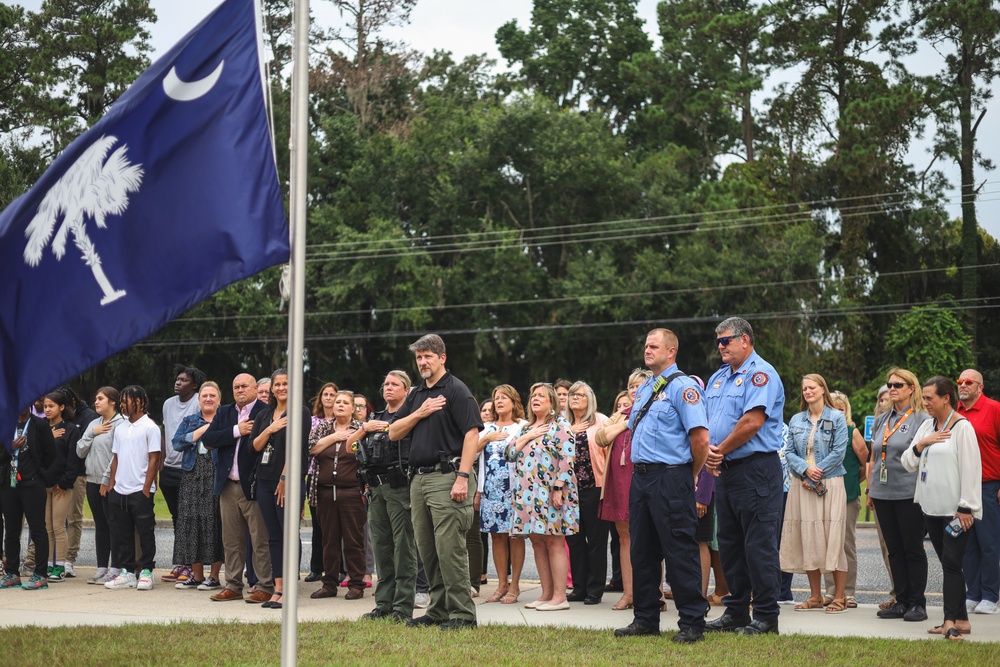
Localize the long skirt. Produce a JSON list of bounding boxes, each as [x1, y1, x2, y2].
[[779, 475, 848, 573], [173, 454, 224, 566]]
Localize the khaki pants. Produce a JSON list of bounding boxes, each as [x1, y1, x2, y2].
[[219, 480, 273, 593], [410, 470, 476, 622], [66, 475, 88, 562], [45, 487, 72, 563]]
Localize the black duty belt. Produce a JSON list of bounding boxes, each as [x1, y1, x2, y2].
[[721, 450, 776, 470], [633, 462, 687, 474]]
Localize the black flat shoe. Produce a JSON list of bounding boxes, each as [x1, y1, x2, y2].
[[566, 591, 587, 602], [584, 596, 602, 605], [304, 571, 322, 583]]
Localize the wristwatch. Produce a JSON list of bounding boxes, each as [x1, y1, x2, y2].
[[455, 471, 470, 479]]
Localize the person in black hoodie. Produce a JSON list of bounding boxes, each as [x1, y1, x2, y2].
[[40, 391, 82, 583], [1, 408, 56, 589], [60, 385, 97, 578]]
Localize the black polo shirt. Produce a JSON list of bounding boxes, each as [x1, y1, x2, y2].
[[396, 370, 483, 467]]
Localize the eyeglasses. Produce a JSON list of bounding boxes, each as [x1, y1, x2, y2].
[[956, 379, 979, 386], [716, 335, 741, 347], [569, 392, 586, 399], [886, 382, 908, 389]]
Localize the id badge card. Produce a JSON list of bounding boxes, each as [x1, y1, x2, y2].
[[879, 463, 888, 485], [920, 471, 927, 482], [198, 441, 208, 455], [262, 446, 272, 465]]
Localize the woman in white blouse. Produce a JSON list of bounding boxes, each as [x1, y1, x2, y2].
[[901, 376, 982, 641]]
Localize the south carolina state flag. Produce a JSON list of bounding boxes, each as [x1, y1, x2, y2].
[[0, 0, 288, 432]]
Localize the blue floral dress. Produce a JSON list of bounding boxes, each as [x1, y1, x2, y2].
[[480, 420, 526, 533], [506, 416, 580, 536]]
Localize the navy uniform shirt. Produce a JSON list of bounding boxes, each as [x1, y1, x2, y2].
[[629, 363, 708, 465], [395, 370, 483, 467], [705, 350, 785, 460]]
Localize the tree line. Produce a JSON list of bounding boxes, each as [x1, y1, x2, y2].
[[2, 0, 999, 417]]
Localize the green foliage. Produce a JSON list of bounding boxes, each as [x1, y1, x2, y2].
[[883, 303, 974, 383]]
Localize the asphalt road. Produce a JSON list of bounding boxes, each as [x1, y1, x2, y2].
[[41, 523, 945, 606]]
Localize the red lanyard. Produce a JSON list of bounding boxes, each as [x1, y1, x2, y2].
[[880, 408, 913, 462]]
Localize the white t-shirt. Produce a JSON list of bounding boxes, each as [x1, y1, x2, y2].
[[162, 395, 200, 469], [112, 414, 162, 495]]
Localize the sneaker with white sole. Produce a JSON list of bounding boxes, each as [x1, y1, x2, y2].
[[105, 572, 138, 589], [974, 599, 998, 614], [91, 569, 116, 585], [88, 567, 109, 584], [176, 577, 203, 590], [198, 577, 222, 591], [63, 562, 76, 578], [137, 569, 154, 590], [414, 592, 430, 609], [967, 599, 980, 613], [48, 565, 65, 582]]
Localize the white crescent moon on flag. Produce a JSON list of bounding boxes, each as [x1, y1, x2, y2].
[[163, 61, 225, 102]]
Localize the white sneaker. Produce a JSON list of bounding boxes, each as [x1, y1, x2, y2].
[[105, 572, 137, 589], [63, 562, 76, 578], [974, 599, 998, 614], [967, 599, 980, 613], [137, 569, 154, 590], [414, 592, 430, 609], [88, 567, 109, 584]]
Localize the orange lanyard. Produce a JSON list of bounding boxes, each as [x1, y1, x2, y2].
[[880, 408, 913, 462]]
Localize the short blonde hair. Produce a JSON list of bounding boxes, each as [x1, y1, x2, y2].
[[527, 383, 559, 426], [886, 368, 923, 413]]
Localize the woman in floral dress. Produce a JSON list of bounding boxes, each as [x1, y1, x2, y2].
[[478, 385, 528, 603], [507, 383, 579, 611]]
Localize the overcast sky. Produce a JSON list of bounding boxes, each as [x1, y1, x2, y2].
[[15, 0, 1000, 238]]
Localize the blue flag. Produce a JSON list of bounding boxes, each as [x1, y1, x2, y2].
[[0, 0, 289, 434]]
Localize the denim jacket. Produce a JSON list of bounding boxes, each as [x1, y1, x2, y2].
[[784, 407, 847, 479], [172, 412, 209, 472]]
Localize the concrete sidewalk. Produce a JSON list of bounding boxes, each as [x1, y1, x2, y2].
[[0, 568, 996, 643]]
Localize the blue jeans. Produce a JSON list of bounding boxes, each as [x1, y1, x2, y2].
[[964, 480, 1000, 603]]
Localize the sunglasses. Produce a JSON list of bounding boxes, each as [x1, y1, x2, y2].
[[716, 335, 742, 347], [886, 382, 908, 389]]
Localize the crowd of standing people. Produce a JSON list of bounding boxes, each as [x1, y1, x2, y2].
[[1, 319, 998, 644]]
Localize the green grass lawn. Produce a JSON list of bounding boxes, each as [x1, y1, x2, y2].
[[5, 621, 995, 666]]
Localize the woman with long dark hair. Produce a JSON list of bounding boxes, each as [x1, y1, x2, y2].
[[250, 369, 311, 609], [77, 386, 124, 584], [42, 391, 82, 582]]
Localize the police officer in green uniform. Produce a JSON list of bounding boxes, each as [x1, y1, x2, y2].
[[390, 335, 483, 630], [352, 370, 417, 623]]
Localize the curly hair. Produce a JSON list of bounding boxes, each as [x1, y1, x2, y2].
[[120, 385, 150, 418]]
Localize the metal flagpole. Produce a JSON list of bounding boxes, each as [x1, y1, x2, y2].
[[281, 0, 309, 664]]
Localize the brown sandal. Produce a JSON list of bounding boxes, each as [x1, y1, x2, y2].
[[484, 589, 507, 603], [822, 596, 833, 606], [611, 595, 633, 610], [794, 597, 825, 611], [825, 598, 847, 614], [500, 589, 520, 604]]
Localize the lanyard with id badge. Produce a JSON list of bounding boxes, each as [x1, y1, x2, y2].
[[879, 408, 912, 484], [10, 423, 27, 488]]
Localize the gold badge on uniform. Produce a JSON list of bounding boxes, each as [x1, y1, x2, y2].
[[712, 381, 721, 389], [735, 377, 743, 387]]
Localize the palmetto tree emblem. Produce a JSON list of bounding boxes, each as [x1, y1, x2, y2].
[[22, 135, 144, 305]]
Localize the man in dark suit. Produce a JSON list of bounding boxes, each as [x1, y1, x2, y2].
[[201, 373, 273, 602]]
